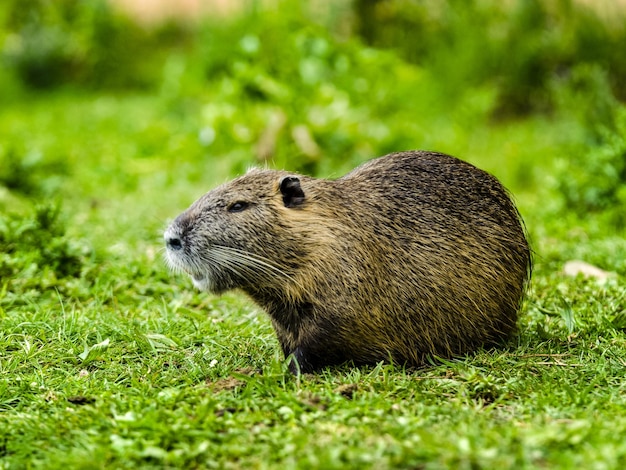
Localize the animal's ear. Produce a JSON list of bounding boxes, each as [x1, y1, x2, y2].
[[279, 176, 305, 208]]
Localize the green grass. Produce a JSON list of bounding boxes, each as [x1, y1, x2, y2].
[[2, 266, 626, 468], [2, 2, 626, 468]]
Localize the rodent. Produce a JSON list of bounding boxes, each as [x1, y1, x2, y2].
[[164, 150, 531, 373]]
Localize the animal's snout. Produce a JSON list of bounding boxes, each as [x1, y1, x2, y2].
[[164, 228, 184, 251], [166, 235, 183, 251]]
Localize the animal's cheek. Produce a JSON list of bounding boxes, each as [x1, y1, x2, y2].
[[191, 225, 243, 249], [191, 223, 222, 241]]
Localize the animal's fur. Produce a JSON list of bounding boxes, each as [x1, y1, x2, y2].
[[165, 151, 531, 373]]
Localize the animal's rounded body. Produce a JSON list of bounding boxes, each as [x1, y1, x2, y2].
[[165, 151, 531, 373]]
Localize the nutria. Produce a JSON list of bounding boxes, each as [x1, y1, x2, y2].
[[164, 150, 531, 373]]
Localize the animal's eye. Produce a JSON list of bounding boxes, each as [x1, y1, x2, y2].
[[228, 201, 249, 213]]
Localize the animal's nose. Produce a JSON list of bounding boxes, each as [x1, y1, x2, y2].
[[166, 236, 183, 251], [164, 230, 184, 251]]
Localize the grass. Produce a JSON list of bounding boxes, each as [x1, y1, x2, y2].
[[2, 272, 626, 468], [2, 2, 626, 468]]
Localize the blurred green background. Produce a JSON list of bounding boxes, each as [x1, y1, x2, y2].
[[1, 0, 625, 296]]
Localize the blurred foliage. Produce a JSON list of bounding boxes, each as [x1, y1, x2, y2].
[[543, 64, 626, 229], [0, 204, 86, 284], [0, 145, 68, 196], [558, 111, 626, 227], [3, 0, 624, 113], [0, 0, 189, 90], [354, 0, 626, 117], [178, 16, 435, 175]]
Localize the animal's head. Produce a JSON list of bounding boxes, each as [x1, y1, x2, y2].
[[164, 169, 313, 293]]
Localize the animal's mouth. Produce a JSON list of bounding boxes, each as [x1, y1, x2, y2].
[[173, 259, 207, 283], [169, 255, 214, 291], [191, 272, 206, 282], [165, 249, 200, 278]]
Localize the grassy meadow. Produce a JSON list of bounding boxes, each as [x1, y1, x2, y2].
[[1, 0, 626, 468]]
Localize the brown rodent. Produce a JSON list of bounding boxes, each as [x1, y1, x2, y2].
[[164, 150, 531, 373]]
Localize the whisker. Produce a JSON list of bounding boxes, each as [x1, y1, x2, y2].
[[212, 252, 248, 281], [213, 246, 290, 278], [211, 245, 307, 292], [164, 243, 304, 293], [216, 252, 273, 284]]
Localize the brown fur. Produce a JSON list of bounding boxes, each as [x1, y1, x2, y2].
[[164, 151, 531, 373]]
